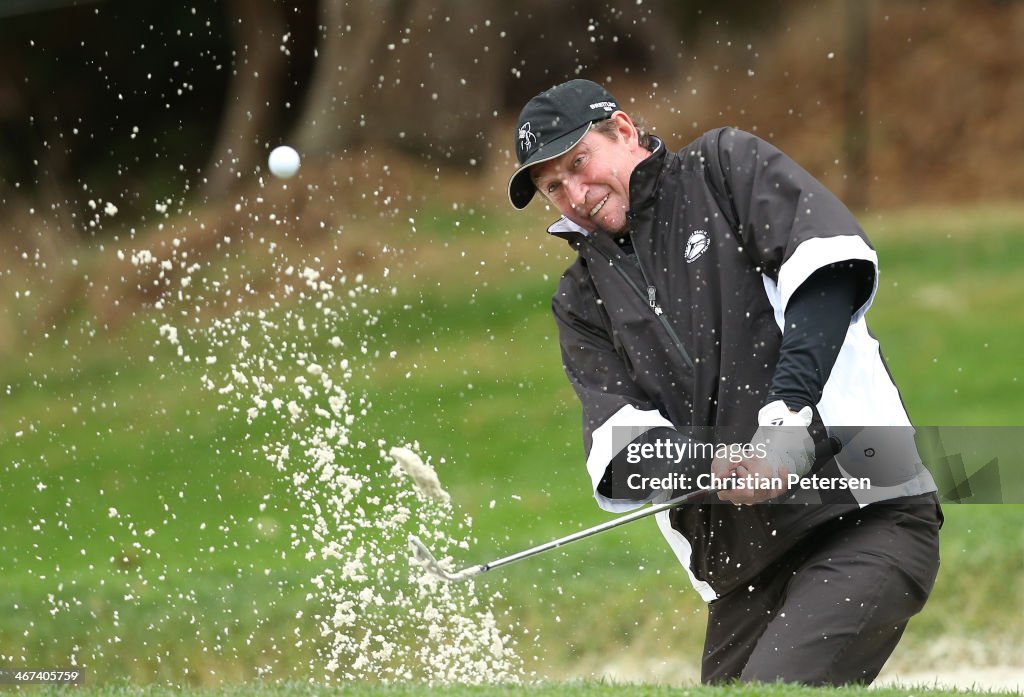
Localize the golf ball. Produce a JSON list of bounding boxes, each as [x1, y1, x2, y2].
[[268, 145, 300, 179]]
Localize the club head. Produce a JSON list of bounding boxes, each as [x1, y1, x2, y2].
[[408, 534, 484, 583]]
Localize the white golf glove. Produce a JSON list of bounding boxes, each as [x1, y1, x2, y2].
[[751, 400, 816, 478]]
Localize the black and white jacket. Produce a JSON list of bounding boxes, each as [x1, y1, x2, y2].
[[549, 128, 929, 601]]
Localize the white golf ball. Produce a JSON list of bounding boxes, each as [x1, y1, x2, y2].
[[268, 145, 300, 179]]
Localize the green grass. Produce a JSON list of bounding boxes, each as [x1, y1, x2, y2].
[[17, 683, 1024, 697], [1, 205, 1023, 690], [867, 208, 1023, 424]]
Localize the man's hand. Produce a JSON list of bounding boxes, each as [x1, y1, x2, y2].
[[712, 451, 791, 504], [713, 401, 815, 505], [752, 400, 816, 477]]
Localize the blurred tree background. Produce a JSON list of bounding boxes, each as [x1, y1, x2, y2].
[[4, 0, 1022, 211]]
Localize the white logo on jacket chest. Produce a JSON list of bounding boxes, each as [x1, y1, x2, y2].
[[684, 230, 710, 263]]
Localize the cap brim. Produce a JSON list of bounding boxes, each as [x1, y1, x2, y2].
[[507, 122, 591, 210]]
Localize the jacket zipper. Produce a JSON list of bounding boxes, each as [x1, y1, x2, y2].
[[585, 238, 695, 372]]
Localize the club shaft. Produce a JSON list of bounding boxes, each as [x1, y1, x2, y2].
[[480, 488, 707, 573]]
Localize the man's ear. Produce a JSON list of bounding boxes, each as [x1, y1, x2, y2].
[[610, 111, 639, 145]]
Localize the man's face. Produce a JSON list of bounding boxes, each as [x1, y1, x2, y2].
[[530, 112, 648, 234]]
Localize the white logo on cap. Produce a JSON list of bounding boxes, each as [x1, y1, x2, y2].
[[518, 122, 537, 151], [590, 101, 617, 112]]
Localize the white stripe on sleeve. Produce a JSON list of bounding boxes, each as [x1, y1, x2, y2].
[[777, 235, 879, 322], [586, 403, 675, 513]]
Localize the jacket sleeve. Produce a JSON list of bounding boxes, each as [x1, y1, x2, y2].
[[553, 270, 682, 512], [703, 127, 877, 321], [768, 263, 863, 410]]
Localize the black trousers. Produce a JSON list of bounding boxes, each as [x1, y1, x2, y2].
[[701, 493, 942, 685]]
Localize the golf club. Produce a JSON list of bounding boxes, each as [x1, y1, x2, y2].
[[410, 435, 843, 582]]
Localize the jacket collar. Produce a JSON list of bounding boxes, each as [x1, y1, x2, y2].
[[627, 135, 666, 216], [547, 216, 591, 240], [547, 136, 666, 242]]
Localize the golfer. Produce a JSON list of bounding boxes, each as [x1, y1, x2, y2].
[[507, 79, 942, 685]]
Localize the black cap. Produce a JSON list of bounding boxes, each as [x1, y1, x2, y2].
[[507, 79, 619, 209]]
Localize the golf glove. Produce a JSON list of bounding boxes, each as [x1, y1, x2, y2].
[[752, 400, 816, 478]]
